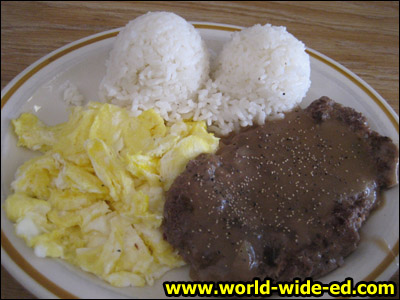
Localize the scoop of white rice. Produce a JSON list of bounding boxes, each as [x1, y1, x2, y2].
[[99, 12, 210, 121], [195, 24, 311, 135], [100, 13, 310, 136]]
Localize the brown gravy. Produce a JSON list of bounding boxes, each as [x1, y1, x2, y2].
[[215, 109, 378, 248], [163, 98, 398, 282]]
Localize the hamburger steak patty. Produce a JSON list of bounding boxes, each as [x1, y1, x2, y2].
[[163, 97, 399, 281]]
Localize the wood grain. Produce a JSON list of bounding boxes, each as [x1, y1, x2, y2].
[[1, 1, 398, 299]]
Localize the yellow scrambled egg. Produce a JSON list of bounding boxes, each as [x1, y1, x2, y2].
[[5, 102, 219, 287]]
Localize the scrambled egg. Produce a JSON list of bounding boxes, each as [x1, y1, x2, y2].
[[5, 102, 219, 287]]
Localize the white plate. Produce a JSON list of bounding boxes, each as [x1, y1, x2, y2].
[[1, 22, 399, 299]]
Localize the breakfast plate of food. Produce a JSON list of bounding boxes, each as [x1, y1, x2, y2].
[[1, 12, 398, 299]]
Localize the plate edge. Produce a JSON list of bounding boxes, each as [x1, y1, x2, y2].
[[1, 21, 399, 299]]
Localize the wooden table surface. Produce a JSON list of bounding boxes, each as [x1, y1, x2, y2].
[[1, 1, 398, 299]]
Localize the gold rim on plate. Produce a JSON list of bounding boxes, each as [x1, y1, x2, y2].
[[1, 23, 398, 299]]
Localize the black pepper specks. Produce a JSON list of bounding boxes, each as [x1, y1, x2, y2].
[[163, 99, 384, 282]]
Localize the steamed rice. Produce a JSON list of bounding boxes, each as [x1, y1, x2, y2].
[[194, 24, 311, 135], [99, 12, 210, 121], [100, 13, 311, 135]]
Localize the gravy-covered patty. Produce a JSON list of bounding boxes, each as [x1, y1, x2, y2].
[[163, 97, 398, 281]]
